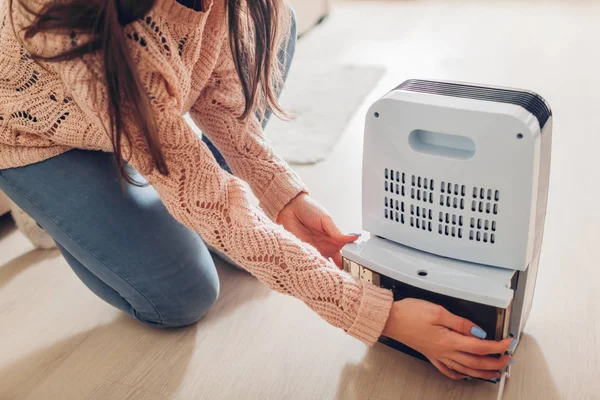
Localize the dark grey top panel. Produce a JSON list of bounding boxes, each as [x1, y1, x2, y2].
[[395, 80, 552, 130]]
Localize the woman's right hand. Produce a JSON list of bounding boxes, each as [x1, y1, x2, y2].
[[382, 298, 515, 381]]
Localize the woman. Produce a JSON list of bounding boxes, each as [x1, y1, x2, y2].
[[0, 0, 514, 381]]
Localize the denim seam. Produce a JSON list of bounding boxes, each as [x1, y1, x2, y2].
[[0, 172, 165, 326]]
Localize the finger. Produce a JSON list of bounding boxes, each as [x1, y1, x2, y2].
[[452, 352, 513, 371], [322, 216, 357, 243], [436, 307, 485, 338], [453, 335, 514, 356], [430, 359, 466, 380], [332, 252, 343, 268], [439, 358, 502, 381]]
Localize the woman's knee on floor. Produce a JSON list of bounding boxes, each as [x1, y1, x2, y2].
[[135, 263, 221, 329]]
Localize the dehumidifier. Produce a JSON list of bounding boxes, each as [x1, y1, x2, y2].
[[342, 79, 552, 395]]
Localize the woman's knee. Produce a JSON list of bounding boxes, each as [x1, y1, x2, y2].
[[136, 261, 221, 328]]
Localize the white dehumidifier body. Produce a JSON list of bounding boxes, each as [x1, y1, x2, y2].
[[342, 80, 552, 385]]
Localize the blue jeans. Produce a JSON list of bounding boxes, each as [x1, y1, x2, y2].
[[0, 12, 297, 328]]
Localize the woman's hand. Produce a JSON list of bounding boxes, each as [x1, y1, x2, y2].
[[277, 193, 359, 267], [383, 298, 515, 381]]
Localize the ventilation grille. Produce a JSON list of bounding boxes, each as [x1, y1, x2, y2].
[[471, 186, 500, 215], [384, 168, 434, 203], [439, 181, 466, 210], [384, 197, 405, 224], [395, 79, 552, 129], [438, 212, 464, 239], [383, 169, 500, 245], [469, 217, 497, 243]]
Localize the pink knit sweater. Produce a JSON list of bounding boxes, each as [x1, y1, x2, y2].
[[0, 0, 393, 344]]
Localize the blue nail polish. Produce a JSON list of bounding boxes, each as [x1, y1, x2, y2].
[[471, 326, 487, 339], [490, 378, 500, 383], [507, 338, 519, 355], [507, 359, 516, 366]]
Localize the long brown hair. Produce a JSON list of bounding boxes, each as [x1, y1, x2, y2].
[[10, 0, 288, 183]]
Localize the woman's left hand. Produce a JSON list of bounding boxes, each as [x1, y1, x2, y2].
[[277, 193, 360, 268]]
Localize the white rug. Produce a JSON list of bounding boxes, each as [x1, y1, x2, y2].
[[265, 64, 385, 165]]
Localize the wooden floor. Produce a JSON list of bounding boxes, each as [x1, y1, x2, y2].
[[2, 1, 600, 399]]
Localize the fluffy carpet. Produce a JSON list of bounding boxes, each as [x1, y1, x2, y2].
[[265, 64, 385, 164]]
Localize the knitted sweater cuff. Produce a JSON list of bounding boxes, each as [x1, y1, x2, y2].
[[260, 170, 308, 220], [346, 282, 394, 345]]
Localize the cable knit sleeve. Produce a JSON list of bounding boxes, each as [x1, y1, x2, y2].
[[125, 105, 393, 345], [189, 35, 306, 221]]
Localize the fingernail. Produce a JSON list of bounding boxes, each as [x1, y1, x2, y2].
[[490, 378, 500, 383], [348, 233, 362, 237], [463, 377, 473, 381], [506, 338, 519, 355], [507, 359, 516, 366], [471, 326, 487, 339]]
